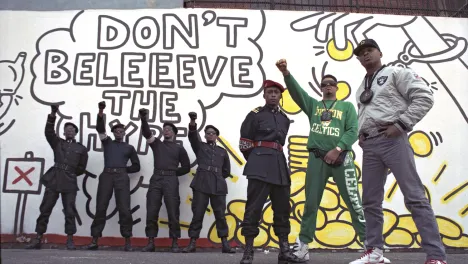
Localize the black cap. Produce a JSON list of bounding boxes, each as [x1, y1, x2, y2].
[[111, 123, 125, 132], [163, 122, 178, 135], [204, 125, 219, 136], [353, 39, 380, 56], [64, 122, 78, 133]]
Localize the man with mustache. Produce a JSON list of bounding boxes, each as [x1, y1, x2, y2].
[[26, 105, 88, 250], [350, 39, 446, 264], [238, 80, 305, 264], [138, 108, 190, 253], [85, 101, 140, 251], [182, 112, 235, 254], [275, 59, 389, 264]]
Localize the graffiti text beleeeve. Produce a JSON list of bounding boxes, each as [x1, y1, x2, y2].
[[42, 14, 254, 89]]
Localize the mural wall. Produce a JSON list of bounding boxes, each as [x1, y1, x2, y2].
[[1, 8, 467, 249]]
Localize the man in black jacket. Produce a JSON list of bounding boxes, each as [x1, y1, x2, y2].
[[85, 101, 140, 251], [182, 112, 235, 254], [26, 105, 88, 250], [138, 108, 190, 253], [238, 80, 305, 264]]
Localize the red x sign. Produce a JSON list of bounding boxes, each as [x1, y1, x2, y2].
[[12, 166, 35, 186]]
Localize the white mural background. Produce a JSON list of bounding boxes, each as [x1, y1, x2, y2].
[[0, 8, 467, 249]]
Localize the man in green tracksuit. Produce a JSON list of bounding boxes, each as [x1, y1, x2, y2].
[[275, 59, 367, 261]]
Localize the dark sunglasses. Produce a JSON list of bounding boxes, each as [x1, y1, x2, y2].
[[205, 132, 217, 136], [320, 81, 337, 88]]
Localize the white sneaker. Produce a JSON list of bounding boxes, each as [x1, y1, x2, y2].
[[349, 248, 385, 264], [292, 237, 309, 261]]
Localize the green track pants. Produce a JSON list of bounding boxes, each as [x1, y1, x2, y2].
[[299, 151, 366, 243]]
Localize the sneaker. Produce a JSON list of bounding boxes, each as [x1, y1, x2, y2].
[[425, 260, 447, 264], [349, 248, 385, 264], [363, 244, 391, 263], [292, 237, 309, 261]]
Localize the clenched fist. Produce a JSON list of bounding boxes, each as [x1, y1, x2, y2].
[[51, 105, 59, 113], [139, 108, 148, 119], [98, 101, 106, 110], [188, 112, 197, 120], [275, 59, 289, 75]]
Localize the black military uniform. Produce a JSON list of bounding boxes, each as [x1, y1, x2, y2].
[[238, 80, 305, 264], [183, 122, 235, 253], [139, 109, 190, 253], [26, 112, 88, 250], [86, 114, 140, 251]]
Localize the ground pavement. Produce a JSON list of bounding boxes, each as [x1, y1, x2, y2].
[[1, 247, 467, 264]]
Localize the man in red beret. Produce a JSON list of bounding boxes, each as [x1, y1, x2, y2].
[[238, 80, 305, 264]]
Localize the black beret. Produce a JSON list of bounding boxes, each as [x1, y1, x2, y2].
[[163, 122, 178, 135], [204, 125, 219, 136], [64, 122, 78, 133], [111, 123, 125, 132]]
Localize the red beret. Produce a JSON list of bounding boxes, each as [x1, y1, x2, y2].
[[263, 80, 285, 93]]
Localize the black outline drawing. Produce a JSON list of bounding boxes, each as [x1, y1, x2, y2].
[[0, 52, 27, 136], [2, 151, 45, 235]]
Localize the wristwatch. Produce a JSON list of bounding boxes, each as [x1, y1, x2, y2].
[[336, 146, 342, 152]]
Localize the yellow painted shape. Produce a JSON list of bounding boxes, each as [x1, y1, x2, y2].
[[315, 220, 356, 247], [327, 39, 354, 61], [385, 228, 414, 247], [408, 131, 432, 157], [336, 81, 351, 101], [383, 210, 398, 235], [459, 204, 468, 217], [228, 200, 246, 222], [436, 216, 463, 239], [385, 180, 399, 202], [289, 136, 308, 144], [289, 156, 308, 169], [209, 214, 237, 243], [280, 89, 302, 114], [432, 161, 448, 184], [321, 188, 340, 211], [236, 225, 269, 247], [442, 235, 468, 248], [441, 181, 468, 204], [229, 174, 239, 183], [290, 170, 306, 195], [262, 202, 274, 225], [398, 215, 418, 233]]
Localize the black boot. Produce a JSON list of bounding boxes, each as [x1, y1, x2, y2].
[[83, 237, 98, 250], [171, 238, 180, 253], [66, 235, 76, 250], [278, 236, 306, 264], [240, 237, 254, 264], [182, 238, 197, 253], [221, 237, 235, 253], [25, 234, 42, 249], [141, 237, 155, 252], [124, 237, 133, 251]]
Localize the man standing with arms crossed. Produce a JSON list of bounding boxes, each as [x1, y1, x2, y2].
[[85, 101, 140, 251], [26, 105, 88, 250], [182, 112, 235, 254], [275, 59, 392, 263], [349, 39, 447, 264], [138, 108, 190, 253], [238, 80, 305, 264]]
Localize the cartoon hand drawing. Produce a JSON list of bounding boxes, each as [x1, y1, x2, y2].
[[0, 52, 26, 136]]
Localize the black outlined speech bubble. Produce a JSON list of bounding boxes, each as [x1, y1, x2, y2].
[[30, 9, 266, 115]]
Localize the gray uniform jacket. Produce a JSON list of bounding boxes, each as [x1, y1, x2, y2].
[[355, 65, 434, 137]]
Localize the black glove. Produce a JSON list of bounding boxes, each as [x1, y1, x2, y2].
[[188, 112, 197, 120], [98, 101, 106, 110], [51, 105, 59, 113], [139, 108, 148, 118]]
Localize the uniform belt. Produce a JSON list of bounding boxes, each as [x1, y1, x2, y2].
[[103, 167, 126, 173], [154, 169, 176, 176], [254, 141, 283, 151], [53, 162, 75, 172], [198, 164, 221, 173]]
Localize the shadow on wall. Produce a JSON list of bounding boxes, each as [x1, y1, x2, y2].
[[0, 0, 183, 11]]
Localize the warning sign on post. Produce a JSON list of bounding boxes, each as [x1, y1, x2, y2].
[[2, 151, 45, 195]]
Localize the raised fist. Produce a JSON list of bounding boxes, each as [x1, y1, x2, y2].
[[275, 59, 288, 73], [98, 101, 106, 110], [188, 112, 197, 120], [51, 105, 59, 113], [139, 108, 148, 118]]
